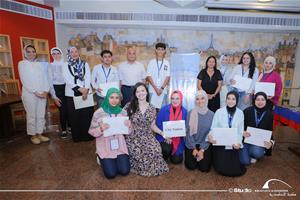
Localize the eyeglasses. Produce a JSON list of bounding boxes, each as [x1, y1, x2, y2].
[[52, 53, 61, 55], [26, 51, 36, 53]]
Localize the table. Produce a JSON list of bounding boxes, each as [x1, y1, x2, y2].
[[273, 106, 300, 156], [0, 95, 22, 138], [273, 106, 300, 132]]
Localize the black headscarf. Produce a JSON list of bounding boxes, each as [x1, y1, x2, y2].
[[226, 91, 239, 116], [253, 92, 268, 116]]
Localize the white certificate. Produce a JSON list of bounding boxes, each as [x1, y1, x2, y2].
[[163, 120, 186, 138], [150, 92, 164, 108], [233, 75, 252, 91], [211, 128, 238, 146], [102, 117, 129, 137], [73, 94, 94, 110], [255, 82, 275, 97], [99, 81, 119, 96], [244, 127, 272, 148]]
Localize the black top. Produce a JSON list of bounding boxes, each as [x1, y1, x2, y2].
[[197, 69, 223, 94], [244, 106, 273, 131], [243, 106, 273, 150]]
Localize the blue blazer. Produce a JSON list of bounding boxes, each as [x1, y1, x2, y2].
[[155, 104, 187, 156]]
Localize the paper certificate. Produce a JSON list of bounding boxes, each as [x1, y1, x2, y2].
[[233, 75, 252, 91], [73, 94, 94, 110], [151, 92, 164, 108], [244, 127, 272, 148], [211, 128, 238, 146], [99, 81, 119, 96], [163, 120, 186, 138], [255, 82, 275, 97], [102, 117, 129, 137]]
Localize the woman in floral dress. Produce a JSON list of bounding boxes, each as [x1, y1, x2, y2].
[[124, 82, 169, 176]]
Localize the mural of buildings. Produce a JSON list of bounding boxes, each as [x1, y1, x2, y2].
[[67, 29, 299, 105]]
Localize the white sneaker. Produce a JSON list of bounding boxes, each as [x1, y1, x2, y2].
[[250, 158, 257, 164], [96, 155, 101, 166]]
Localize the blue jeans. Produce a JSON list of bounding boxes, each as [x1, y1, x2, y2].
[[229, 87, 252, 111], [99, 154, 130, 179], [239, 143, 265, 165]]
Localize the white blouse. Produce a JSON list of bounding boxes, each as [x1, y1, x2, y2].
[[18, 60, 50, 94], [62, 61, 92, 97], [210, 106, 244, 148]]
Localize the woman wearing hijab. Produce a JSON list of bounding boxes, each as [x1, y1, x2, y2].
[[89, 88, 131, 179], [155, 90, 187, 164], [257, 56, 283, 110], [239, 92, 274, 165], [208, 91, 246, 177], [185, 90, 214, 172], [48, 47, 69, 138], [18, 45, 50, 144], [63, 46, 94, 142], [219, 55, 232, 108]]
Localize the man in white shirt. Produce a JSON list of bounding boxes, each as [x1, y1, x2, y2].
[[119, 47, 146, 106], [91, 50, 119, 107], [146, 43, 171, 109]]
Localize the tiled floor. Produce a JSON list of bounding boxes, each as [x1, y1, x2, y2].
[[0, 121, 299, 199]]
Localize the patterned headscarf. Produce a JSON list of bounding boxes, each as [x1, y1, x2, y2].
[[67, 46, 85, 81]]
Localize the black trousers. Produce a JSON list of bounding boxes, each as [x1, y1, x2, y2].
[[212, 146, 246, 177], [121, 85, 135, 107], [53, 84, 69, 131], [66, 97, 94, 142], [184, 145, 212, 172], [160, 142, 183, 164]]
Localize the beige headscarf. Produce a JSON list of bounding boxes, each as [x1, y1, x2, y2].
[[189, 90, 209, 135]]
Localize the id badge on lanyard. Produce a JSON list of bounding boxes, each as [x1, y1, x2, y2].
[[110, 137, 119, 150], [157, 59, 164, 86]]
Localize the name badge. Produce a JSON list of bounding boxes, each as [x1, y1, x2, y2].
[[110, 138, 119, 150]]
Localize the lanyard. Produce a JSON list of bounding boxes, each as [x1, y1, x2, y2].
[[228, 113, 234, 128], [254, 109, 266, 127], [102, 65, 111, 83], [156, 59, 164, 78]]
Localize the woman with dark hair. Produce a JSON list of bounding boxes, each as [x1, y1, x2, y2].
[[197, 56, 223, 112], [63, 46, 94, 142], [208, 91, 246, 177], [18, 45, 50, 144], [239, 92, 274, 165], [230, 52, 259, 110], [155, 90, 187, 164], [124, 82, 169, 176], [257, 56, 283, 110]]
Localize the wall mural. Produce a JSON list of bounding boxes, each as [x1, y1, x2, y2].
[[66, 29, 299, 105]]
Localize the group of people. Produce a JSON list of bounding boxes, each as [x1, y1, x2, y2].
[[18, 42, 282, 179]]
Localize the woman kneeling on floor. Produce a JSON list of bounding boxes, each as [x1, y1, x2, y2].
[[239, 92, 274, 165], [208, 91, 246, 177], [155, 90, 187, 164], [89, 88, 131, 179], [185, 90, 214, 172]]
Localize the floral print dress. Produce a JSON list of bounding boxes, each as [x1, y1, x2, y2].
[[123, 103, 169, 176]]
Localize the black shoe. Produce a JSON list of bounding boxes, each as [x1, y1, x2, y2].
[[60, 131, 68, 139]]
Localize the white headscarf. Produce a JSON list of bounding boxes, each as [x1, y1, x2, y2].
[[23, 44, 37, 61], [263, 56, 276, 74], [51, 47, 64, 64]]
